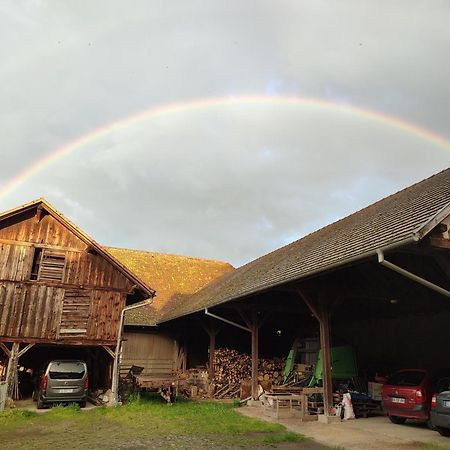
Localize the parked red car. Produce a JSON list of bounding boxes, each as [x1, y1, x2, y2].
[[382, 369, 436, 424]]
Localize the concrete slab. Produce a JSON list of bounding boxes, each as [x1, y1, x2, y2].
[[238, 406, 450, 450], [246, 399, 263, 407], [317, 414, 341, 424]]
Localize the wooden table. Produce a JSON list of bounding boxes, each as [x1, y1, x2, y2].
[[264, 387, 325, 420], [264, 393, 304, 419]]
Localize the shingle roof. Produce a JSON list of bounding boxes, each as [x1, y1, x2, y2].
[[159, 168, 450, 323], [105, 247, 234, 325]]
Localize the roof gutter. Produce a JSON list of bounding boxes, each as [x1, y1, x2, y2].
[[376, 248, 450, 298]]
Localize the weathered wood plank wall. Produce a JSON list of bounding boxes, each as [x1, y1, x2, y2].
[[0, 208, 133, 344], [0, 244, 132, 290]]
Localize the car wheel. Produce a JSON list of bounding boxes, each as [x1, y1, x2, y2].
[[36, 397, 45, 410], [389, 415, 407, 424], [437, 427, 450, 437]]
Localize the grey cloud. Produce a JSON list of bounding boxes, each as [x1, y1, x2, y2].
[[1, 1, 450, 266]]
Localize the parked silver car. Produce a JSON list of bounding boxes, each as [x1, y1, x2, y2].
[[430, 377, 450, 436], [34, 360, 88, 409]]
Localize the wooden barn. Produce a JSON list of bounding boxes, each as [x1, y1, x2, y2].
[[0, 199, 155, 402], [106, 247, 234, 377]]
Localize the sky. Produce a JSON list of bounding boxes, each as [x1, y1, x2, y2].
[[0, 0, 449, 267]]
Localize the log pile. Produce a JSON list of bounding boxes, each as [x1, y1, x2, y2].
[[212, 348, 284, 398]]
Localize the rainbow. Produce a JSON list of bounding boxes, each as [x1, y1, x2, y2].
[[2, 95, 450, 199]]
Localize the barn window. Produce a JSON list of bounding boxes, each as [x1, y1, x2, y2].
[[30, 247, 66, 282], [30, 248, 43, 280]]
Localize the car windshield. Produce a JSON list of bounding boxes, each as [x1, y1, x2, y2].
[[387, 370, 425, 387], [49, 362, 85, 380], [436, 378, 450, 393]]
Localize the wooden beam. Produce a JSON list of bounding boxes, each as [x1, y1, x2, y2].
[[299, 291, 334, 416], [0, 337, 121, 346], [102, 345, 115, 359], [85, 245, 97, 254], [298, 290, 320, 321], [236, 308, 262, 400], [258, 311, 271, 329], [250, 310, 259, 400], [0, 279, 131, 294], [17, 343, 34, 358], [318, 301, 333, 415], [199, 319, 221, 385], [208, 330, 216, 383], [237, 308, 252, 329], [6, 342, 19, 400], [35, 206, 43, 223], [0, 238, 84, 253], [0, 342, 11, 358]]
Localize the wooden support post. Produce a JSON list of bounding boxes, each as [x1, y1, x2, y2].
[[18, 343, 34, 359], [102, 345, 116, 359], [319, 304, 333, 414], [182, 339, 187, 371], [208, 331, 216, 382], [200, 320, 221, 394], [239, 309, 261, 400], [0, 342, 11, 358], [251, 310, 259, 400], [6, 343, 19, 401], [300, 291, 333, 416]]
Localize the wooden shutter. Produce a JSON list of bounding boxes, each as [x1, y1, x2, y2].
[[58, 289, 91, 338], [38, 249, 66, 282]]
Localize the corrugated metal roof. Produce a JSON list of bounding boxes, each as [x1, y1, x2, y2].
[[159, 168, 450, 323]]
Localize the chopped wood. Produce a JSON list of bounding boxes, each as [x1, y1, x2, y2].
[[211, 348, 285, 399]]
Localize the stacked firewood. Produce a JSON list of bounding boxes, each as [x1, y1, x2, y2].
[[212, 348, 284, 398]]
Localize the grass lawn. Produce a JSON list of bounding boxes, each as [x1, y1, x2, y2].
[[0, 395, 325, 450]]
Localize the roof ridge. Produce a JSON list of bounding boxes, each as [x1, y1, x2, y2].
[[236, 167, 450, 270], [105, 246, 233, 267]]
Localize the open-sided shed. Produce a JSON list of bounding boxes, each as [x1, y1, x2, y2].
[[152, 168, 450, 416]]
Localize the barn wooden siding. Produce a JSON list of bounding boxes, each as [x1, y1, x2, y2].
[[120, 331, 178, 377], [0, 209, 133, 344]]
